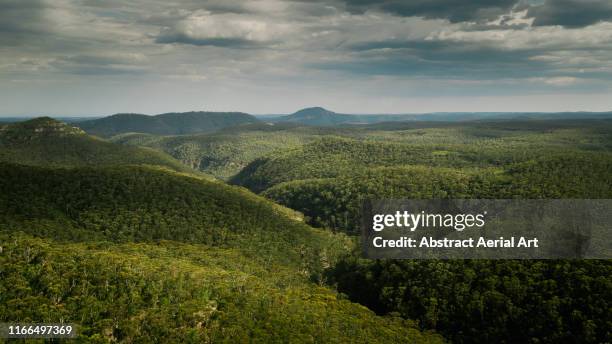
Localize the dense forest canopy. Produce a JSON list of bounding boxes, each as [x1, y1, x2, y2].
[[1, 233, 441, 343], [0, 161, 445, 343], [0, 163, 345, 268], [110, 125, 323, 179], [225, 118, 612, 343], [1, 116, 610, 343]]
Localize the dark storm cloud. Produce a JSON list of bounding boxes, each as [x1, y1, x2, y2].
[[0, 0, 45, 24], [155, 34, 261, 48], [527, 0, 612, 27], [322, 0, 612, 28], [77, 0, 250, 14], [0, 0, 48, 45], [52, 64, 147, 76], [332, 0, 519, 22], [317, 40, 549, 79], [320, 31, 612, 84], [45, 54, 149, 76]]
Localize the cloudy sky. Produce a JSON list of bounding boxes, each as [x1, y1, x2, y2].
[[1, 0, 612, 116]]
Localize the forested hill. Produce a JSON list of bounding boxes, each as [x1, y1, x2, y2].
[[109, 124, 337, 179], [0, 162, 443, 343], [225, 122, 612, 343], [0, 117, 190, 172], [0, 162, 341, 267], [232, 127, 612, 231], [77, 111, 260, 137], [273, 107, 356, 126]]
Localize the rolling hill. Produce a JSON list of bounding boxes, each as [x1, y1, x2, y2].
[[106, 118, 612, 183], [77, 111, 260, 137], [0, 120, 445, 342], [2, 232, 444, 343], [109, 123, 339, 179], [2, 115, 610, 343], [0, 117, 190, 172], [0, 162, 443, 343], [232, 120, 612, 195], [272, 107, 357, 126], [0, 162, 342, 266], [226, 121, 612, 343], [232, 128, 612, 234]]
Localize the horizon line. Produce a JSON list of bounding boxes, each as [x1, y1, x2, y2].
[[2, 108, 612, 118]]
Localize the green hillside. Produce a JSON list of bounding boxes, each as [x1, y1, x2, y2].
[[0, 162, 443, 343], [233, 121, 612, 196], [2, 117, 610, 343], [1, 232, 443, 343], [109, 119, 612, 182], [0, 117, 190, 172], [110, 124, 335, 179], [226, 119, 612, 343], [274, 107, 357, 126], [77, 111, 260, 137], [262, 166, 492, 233], [261, 153, 612, 233], [0, 163, 342, 268], [229, 135, 501, 193]]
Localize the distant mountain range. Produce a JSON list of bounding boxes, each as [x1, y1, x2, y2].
[[265, 107, 612, 126], [2, 108, 612, 136], [76, 111, 259, 137]]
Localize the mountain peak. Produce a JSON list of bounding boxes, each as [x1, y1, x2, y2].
[[0, 117, 85, 142], [274, 107, 352, 126], [292, 107, 336, 116]]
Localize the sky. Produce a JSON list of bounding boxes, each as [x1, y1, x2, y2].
[[1, 0, 612, 116]]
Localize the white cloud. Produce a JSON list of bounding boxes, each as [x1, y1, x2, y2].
[[529, 76, 579, 86], [167, 11, 285, 42], [427, 21, 612, 51]]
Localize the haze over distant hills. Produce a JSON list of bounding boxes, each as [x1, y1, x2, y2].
[[77, 111, 259, 137], [3, 108, 612, 136], [266, 107, 612, 126]]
